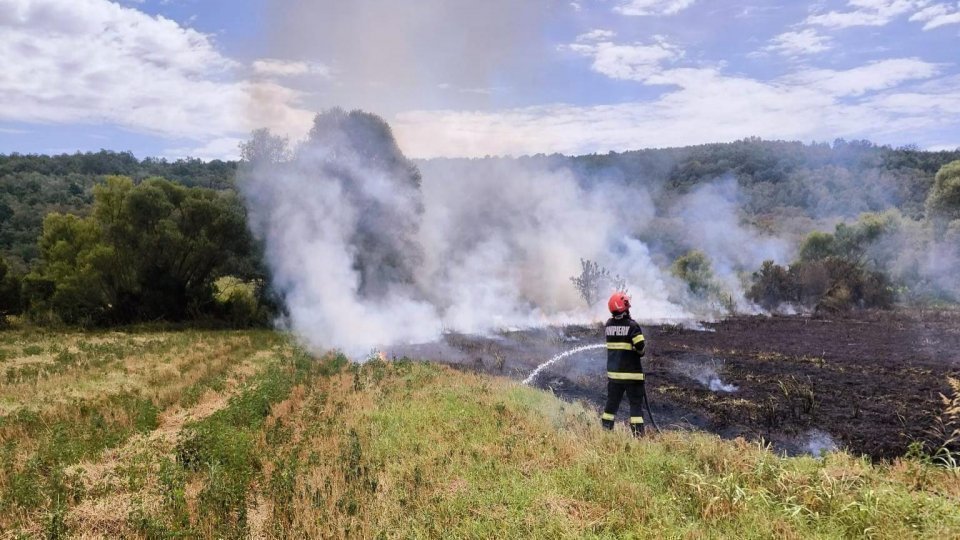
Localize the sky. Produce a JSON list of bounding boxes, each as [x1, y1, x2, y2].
[[1, 0, 958, 160]]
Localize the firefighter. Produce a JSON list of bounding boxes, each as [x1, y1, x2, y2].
[[602, 291, 647, 437]]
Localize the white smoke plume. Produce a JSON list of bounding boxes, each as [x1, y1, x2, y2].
[[669, 177, 792, 310], [241, 110, 693, 357], [674, 359, 738, 393], [862, 212, 960, 301]]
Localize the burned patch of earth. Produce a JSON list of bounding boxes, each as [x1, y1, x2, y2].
[[394, 309, 960, 460]]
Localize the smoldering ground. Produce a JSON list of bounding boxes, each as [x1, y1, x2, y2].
[[415, 311, 960, 460]]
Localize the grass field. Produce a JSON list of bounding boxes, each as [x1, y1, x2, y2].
[[0, 329, 958, 538]]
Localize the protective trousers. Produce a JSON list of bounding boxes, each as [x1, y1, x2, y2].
[[601, 380, 645, 436]]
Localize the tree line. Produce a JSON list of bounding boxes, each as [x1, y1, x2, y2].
[[1, 133, 959, 327]]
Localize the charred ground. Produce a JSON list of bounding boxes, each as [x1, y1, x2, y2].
[[395, 309, 960, 460]]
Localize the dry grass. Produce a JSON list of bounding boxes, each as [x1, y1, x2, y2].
[[0, 327, 288, 537], [3, 331, 959, 538], [240, 360, 960, 538]]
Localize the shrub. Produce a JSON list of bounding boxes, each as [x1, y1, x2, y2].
[[214, 276, 266, 327], [754, 214, 900, 312], [0, 258, 21, 321], [798, 231, 835, 262], [569, 259, 626, 307], [671, 250, 716, 297], [926, 160, 960, 224], [747, 260, 796, 309]]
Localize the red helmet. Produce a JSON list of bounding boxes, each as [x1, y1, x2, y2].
[[608, 291, 631, 314]]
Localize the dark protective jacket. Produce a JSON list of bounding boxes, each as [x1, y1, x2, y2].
[[605, 313, 645, 381]]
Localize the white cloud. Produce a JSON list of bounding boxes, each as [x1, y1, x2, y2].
[[437, 83, 496, 95], [909, 2, 960, 29], [785, 58, 939, 96], [806, 0, 929, 28], [575, 29, 617, 42], [392, 59, 956, 158], [567, 38, 682, 82], [0, 0, 312, 152], [164, 136, 244, 160], [765, 29, 833, 56], [614, 0, 697, 16], [252, 58, 330, 78]]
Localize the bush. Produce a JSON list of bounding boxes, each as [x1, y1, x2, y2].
[[926, 160, 960, 223], [569, 259, 626, 307], [671, 251, 737, 312], [747, 260, 796, 309], [810, 258, 894, 312], [748, 256, 894, 312], [755, 214, 899, 312], [798, 231, 835, 262], [214, 276, 266, 327], [671, 251, 716, 297]]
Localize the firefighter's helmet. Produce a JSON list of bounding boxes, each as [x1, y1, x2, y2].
[[607, 291, 631, 314]]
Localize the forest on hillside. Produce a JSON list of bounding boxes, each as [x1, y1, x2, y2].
[[1, 115, 958, 328]]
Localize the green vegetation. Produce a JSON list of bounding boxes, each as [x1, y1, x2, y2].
[[748, 216, 896, 312], [930, 378, 960, 466], [22, 176, 264, 326], [0, 257, 21, 321], [0, 151, 235, 270], [671, 250, 735, 311], [0, 328, 290, 536], [747, 199, 960, 311], [926, 160, 960, 223], [671, 250, 717, 297], [1, 137, 959, 327], [570, 138, 959, 220], [2, 330, 956, 537]]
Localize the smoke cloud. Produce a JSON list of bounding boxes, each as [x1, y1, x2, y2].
[[241, 110, 717, 357], [259, 0, 568, 116], [674, 359, 738, 393], [863, 212, 960, 301], [669, 177, 792, 310]]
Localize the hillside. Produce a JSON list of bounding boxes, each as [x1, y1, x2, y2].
[[1, 330, 957, 538], [0, 152, 236, 270], [3, 141, 959, 272]]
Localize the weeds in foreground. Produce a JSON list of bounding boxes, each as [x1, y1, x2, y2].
[[925, 377, 960, 468]]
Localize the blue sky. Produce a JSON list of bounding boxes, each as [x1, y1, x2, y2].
[[1, 0, 958, 159]]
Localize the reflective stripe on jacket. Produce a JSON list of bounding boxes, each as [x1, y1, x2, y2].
[[605, 314, 645, 381]]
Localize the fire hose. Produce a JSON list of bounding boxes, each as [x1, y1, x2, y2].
[[525, 343, 661, 434], [642, 384, 661, 433]]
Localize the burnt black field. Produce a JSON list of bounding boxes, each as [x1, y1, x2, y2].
[[390, 309, 960, 460]]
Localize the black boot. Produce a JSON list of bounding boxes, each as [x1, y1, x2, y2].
[[630, 417, 644, 437], [601, 412, 615, 430]]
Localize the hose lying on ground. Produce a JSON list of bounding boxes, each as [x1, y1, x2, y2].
[[643, 387, 661, 433]]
